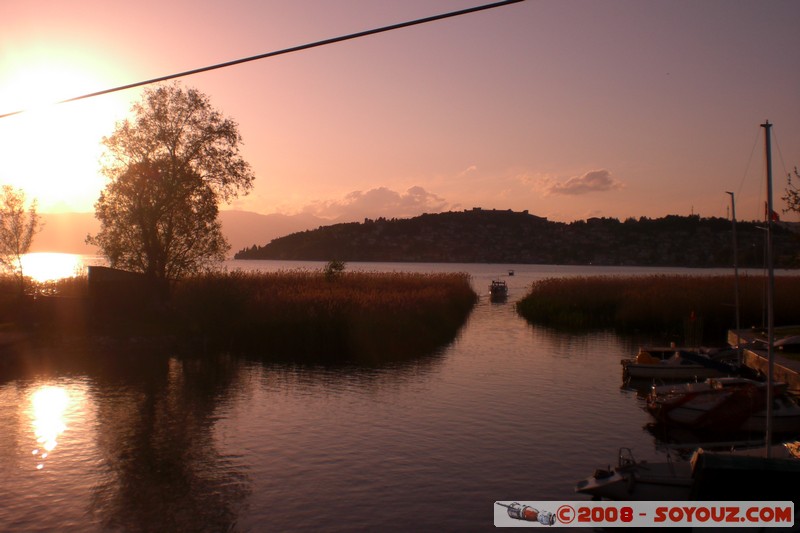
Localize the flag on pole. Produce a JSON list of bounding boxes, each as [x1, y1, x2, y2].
[[766, 202, 781, 222]]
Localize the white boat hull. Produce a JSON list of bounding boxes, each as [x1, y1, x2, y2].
[[621, 347, 736, 381], [575, 461, 693, 501], [623, 362, 725, 380]]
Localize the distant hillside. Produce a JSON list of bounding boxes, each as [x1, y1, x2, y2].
[[33, 212, 99, 254], [234, 209, 800, 268]]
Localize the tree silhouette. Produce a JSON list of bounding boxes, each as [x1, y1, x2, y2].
[[88, 83, 254, 281], [0, 185, 41, 291], [785, 166, 800, 216]]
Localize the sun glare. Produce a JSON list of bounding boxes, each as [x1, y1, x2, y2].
[[29, 385, 70, 469], [0, 60, 134, 213], [21, 252, 86, 282]]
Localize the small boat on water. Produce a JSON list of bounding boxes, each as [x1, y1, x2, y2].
[[489, 280, 508, 300], [645, 377, 800, 434], [576, 443, 800, 501], [621, 346, 739, 381], [575, 447, 693, 501]]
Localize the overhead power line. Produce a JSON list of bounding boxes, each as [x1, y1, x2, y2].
[[1, 0, 525, 119]]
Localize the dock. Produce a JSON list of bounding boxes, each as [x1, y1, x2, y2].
[[728, 327, 800, 393]]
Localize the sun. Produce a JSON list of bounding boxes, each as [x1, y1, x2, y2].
[[0, 58, 135, 213]]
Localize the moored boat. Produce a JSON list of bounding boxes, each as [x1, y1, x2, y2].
[[489, 279, 508, 300], [576, 442, 800, 501], [621, 346, 738, 381], [645, 377, 800, 434], [575, 447, 693, 501]]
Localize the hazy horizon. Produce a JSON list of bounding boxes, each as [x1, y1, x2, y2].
[[31, 206, 794, 256]]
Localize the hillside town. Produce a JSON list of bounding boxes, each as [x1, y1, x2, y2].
[[235, 208, 800, 268]]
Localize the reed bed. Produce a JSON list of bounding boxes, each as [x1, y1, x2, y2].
[[515, 274, 800, 342], [170, 270, 477, 361], [0, 274, 95, 341], [0, 270, 477, 363]]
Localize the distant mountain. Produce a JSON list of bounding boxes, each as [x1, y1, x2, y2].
[[218, 210, 327, 254], [33, 212, 99, 254], [32, 208, 800, 268], [234, 209, 800, 268], [31, 210, 328, 256]]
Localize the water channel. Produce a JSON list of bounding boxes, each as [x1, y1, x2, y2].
[[0, 261, 785, 531]]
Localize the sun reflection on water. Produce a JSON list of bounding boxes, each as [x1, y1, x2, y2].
[[30, 386, 70, 469], [21, 253, 85, 283]]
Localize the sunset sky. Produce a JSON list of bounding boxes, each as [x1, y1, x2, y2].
[[1, 0, 799, 227]]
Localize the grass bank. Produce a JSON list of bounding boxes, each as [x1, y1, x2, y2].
[[515, 274, 800, 343], [1, 270, 478, 363]]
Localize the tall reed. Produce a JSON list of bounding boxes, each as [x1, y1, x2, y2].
[[167, 270, 477, 361], [515, 274, 800, 343], [1, 270, 477, 362]]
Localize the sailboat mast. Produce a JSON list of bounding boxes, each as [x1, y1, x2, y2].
[[726, 191, 741, 365], [762, 120, 775, 457]]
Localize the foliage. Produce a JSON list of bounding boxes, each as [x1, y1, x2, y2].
[[323, 259, 346, 281], [784, 166, 800, 215], [0, 185, 41, 290], [89, 160, 227, 280], [88, 83, 255, 280]]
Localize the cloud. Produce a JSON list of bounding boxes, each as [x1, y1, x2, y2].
[[302, 186, 450, 220], [458, 165, 478, 177], [541, 169, 624, 196]]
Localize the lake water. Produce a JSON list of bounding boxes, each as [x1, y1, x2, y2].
[[0, 259, 789, 531]]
